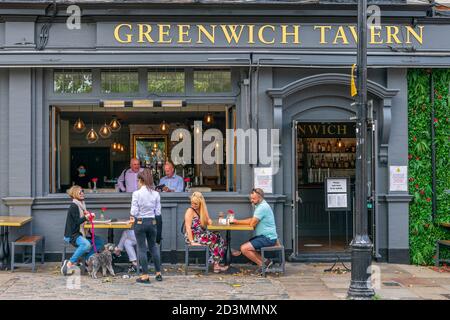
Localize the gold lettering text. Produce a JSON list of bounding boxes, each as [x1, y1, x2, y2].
[[138, 24, 154, 43], [221, 25, 245, 44], [405, 26, 424, 45], [258, 25, 275, 45], [114, 23, 133, 44], [178, 25, 191, 43], [369, 26, 383, 44], [197, 25, 216, 44], [158, 24, 172, 44], [314, 26, 332, 44], [281, 25, 300, 44], [248, 25, 255, 44], [333, 26, 349, 45], [386, 26, 401, 44]]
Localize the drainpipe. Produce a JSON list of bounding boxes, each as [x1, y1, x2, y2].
[[430, 70, 437, 221]]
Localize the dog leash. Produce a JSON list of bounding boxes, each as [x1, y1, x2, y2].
[[88, 213, 97, 253]]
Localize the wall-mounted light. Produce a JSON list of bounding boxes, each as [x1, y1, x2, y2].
[[100, 100, 127, 108], [132, 100, 154, 108], [161, 100, 186, 108]]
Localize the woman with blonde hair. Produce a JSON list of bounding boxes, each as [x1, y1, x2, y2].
[[184, 192, 228, 273], [61, 185, 104, 275]]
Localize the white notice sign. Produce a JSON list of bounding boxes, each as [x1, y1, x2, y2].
[[254, 167, 273, 194], [327, 194, 348, 208], [326, 179, 347, 193], [389, 166, 408, 192]]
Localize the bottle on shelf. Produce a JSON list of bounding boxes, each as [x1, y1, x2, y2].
[[326, 140, 332, 152], [320, 155, 325, 168]]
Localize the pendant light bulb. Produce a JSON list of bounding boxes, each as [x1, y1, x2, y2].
[[99, 122, 112, 139], [86, 128, 99, 144], [160, 121, 168, 133], [110, 117, 121, 132], [120, 145, 124, 152], [74, 118, 86, 133], [204, 113, 214, 125]]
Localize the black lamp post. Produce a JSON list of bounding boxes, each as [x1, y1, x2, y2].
[[347, 0, 375, 299]]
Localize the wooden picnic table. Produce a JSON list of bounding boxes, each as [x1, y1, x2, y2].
[[0, 216, 33, 270], [207, 220, 254, 266], [84, 220, 132, 243]]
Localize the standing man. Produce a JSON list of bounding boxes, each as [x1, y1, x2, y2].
[[117, 158, 144, 193], [159, 161, 184, 192], [231, 188, 278, 271]]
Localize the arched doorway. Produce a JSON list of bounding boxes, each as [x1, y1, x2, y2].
[[267, 73, 398, 261]]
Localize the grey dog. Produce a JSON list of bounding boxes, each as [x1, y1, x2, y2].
[[87, 243, 116, 279]]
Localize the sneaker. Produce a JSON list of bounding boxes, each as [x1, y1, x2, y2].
[[155, 274, 163, 282], [61, 260, 69, 276]]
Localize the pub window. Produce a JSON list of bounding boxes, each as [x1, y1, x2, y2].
[[49, 106, 237, 194], [194, 69, 232, 93], [148, 69, 185, 94], [101, 69, 139, 93], [54, 69, 92, 94]]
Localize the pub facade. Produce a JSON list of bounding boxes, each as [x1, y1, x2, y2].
[[0, 0, 445, 264]]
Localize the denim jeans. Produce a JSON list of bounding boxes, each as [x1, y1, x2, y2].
[[134, 218, 161, 274], [63, 235, 104, 264]]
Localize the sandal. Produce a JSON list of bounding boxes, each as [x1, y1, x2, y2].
[[213, 265, 229, 273]]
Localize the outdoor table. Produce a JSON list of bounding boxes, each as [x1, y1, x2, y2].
[[84, 220, 132, 243], [0, 216, 33, 270], [207, 221, 254, 266]]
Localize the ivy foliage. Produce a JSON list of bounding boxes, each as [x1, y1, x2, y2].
[[408, 69, 450, 265]]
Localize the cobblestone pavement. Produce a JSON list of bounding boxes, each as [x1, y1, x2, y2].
[[0, 262, 449, 300]]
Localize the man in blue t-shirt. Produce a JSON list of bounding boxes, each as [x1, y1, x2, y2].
[[231, 188, 278, 271]]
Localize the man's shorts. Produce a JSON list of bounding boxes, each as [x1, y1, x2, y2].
[[249, 235, 277, 250]]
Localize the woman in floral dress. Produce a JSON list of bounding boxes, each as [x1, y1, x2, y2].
[[184, 192, 228, 273]]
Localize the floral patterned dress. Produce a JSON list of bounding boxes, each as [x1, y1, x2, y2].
[[185, 209, 227, 264]]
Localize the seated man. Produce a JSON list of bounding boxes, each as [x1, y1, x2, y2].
[[159, 161, 184, 192], [231, 188, 278, 272]]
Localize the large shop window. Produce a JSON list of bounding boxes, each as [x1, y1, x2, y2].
[[148, 69, 185, 94], [194, 69, 232, 93], [101, 69, 139, 93], [49, 106, 237, 194], [54, 69, 92, 93]]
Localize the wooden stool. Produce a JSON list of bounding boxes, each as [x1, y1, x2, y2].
[[261, 239, 285, 277], [11, 235, 45, 273]]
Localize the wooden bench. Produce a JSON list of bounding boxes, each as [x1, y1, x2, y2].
[[11, 235, 45, 273], [436, 240, 450, 267], [261, 239, 285, 277]]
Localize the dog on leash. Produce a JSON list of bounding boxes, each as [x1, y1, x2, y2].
[[87, 243, 116, 279]]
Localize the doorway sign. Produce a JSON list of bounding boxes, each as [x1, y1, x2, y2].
[[325, 177, 350, 211]]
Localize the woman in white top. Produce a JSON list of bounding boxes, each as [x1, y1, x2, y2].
[[129, 168, 162, 283]]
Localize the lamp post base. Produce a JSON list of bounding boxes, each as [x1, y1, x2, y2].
[[347, 236, 375, 300]]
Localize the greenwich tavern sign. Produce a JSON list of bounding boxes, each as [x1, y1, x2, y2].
[[112, 23, 425, 47]]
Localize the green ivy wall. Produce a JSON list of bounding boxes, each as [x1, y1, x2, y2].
[[407, 69, 450, 265]]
